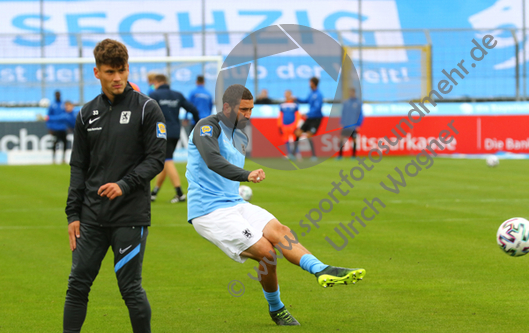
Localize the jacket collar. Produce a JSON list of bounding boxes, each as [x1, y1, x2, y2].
[[101, 83, 134, 105], [157, 84, 170, 90]]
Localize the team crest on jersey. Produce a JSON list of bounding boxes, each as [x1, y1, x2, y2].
[[200, 125, 212, 137], [156, 122, 167, 139], [120, 111, 131, 124], [93, 110, 99, 115]]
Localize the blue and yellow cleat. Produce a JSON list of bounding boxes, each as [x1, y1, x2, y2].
[[315, 266, 365, 288]]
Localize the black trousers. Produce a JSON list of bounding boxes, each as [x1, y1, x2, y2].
[[51, 130, 68, 156], [63, 224, 151, 333], [339, 128, 358, 157]]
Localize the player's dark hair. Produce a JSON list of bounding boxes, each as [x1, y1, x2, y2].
[[197, 75, 205, 84], [93, 39, 129, 68], [222, 84, 253, 107], [154, 74, 167, 83], [310, 77, 319, 87]]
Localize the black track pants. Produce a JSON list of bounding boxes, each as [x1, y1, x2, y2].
[[63, 224, 151, 333]]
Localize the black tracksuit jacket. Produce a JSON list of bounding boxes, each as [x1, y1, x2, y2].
[[65, 84, 166, 227]]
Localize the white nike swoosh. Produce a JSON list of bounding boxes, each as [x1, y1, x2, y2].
[[89, 117, 100, 124], [119, 245, 132, 254]]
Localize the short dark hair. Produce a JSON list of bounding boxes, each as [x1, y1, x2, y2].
[[222, 84, 253, 108], [197, 75, 205, 84], [154, 74, 167, 84], [310, 77, 319, 87], [93, 39, 128, 68]]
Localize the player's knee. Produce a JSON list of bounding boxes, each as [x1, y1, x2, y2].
[[119, 284, 144, 301], [66, 281, 91, 302], [267, 223, 293, 245], [254, 240, 276, 262]]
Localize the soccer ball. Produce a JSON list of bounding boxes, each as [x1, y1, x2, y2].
[[38, 98, 50, 108], [496, 217, 529, 257], [486, 155, 499, 167], [239, 185, 252, 202]]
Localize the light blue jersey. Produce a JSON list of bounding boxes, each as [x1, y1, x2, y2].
[[186, 113, 251, 222]]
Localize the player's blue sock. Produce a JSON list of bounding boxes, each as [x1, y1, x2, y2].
[[299, 254, 329, 274], [263, 287, 285, 312]]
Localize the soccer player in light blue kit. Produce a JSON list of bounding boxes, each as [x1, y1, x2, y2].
[[294, 77, 324, 161], [186, 84, 365, 326]]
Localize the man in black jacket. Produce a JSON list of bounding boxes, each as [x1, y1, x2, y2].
[[149, 74, 199, 203], [63, 39, 166, 333]]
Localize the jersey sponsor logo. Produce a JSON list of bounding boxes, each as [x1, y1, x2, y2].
[[242, 228, 253, 239], [159, 99, 179, 108], [120, 111, 131, 124], [87, 127, 102, 132], [156, 122, 167, 139], [200, 125, 212, 137], [89, 117, 100, 124]]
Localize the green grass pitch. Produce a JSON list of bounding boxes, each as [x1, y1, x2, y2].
[[0, 156, 528, 332]]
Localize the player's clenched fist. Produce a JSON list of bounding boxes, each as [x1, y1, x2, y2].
[[98, 183, 123, 200], [248, 169, 266, 183]]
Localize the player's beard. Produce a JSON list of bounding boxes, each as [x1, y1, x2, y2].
[[235, 114, 249, 129]]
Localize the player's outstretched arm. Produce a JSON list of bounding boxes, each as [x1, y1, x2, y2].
[[248, 169, 265, 183]]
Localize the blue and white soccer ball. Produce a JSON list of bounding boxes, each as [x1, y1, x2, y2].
[[497, 217, 529, 257], [239, 185, 253, 202], [486, 155, 499, 167]]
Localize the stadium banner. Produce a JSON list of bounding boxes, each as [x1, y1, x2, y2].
[[0, 0, 522, 102], [1, 113, 528, 164], [250, 115, 529, 157], [0, 121, 72, 164]]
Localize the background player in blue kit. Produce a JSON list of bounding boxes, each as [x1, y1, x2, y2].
[[338, 87, 364, 159], [149, 74, 199, 203], [46, 90, 68, 164], [293, 77, 323, 161], [188, 75, 213, 121], [186, 84, 366, 326]]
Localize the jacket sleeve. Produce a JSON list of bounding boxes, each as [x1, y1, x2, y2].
[[181, 96, 200, 124], [116, 100, 166, 195], [356, 106, 364, 127], [193, 121, 250, 182], [297, 93, 309, 104], [65, 110, 89, 223]]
